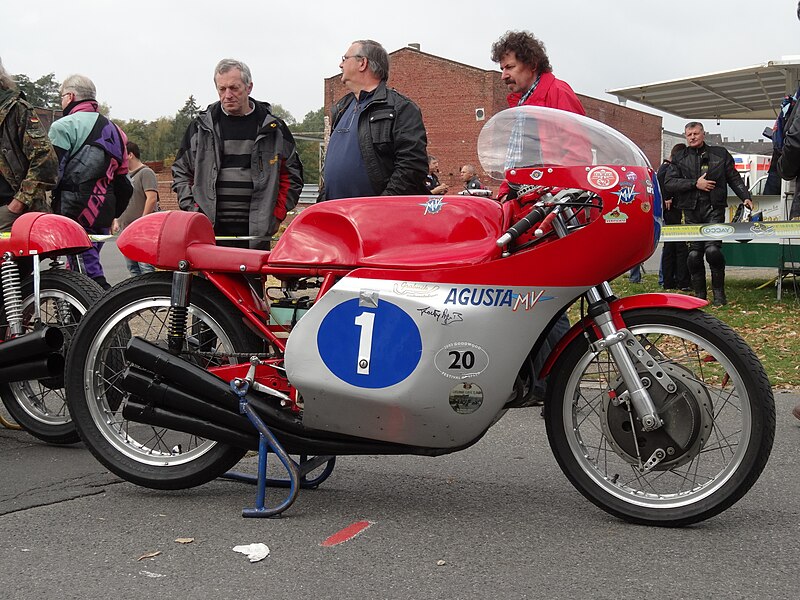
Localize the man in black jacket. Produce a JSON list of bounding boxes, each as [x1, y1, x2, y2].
[[319, 39, 428, 201], [664, 122, 753, 305], [657, 143, 690, 290], [778, 1, 800, 422]]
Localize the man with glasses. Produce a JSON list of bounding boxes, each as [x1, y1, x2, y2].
[[318, 40, 428, 201], [48, 74, 132, 289], [172, 58, 303, 249]]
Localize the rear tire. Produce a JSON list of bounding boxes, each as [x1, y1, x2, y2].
[[65, 273, 261, 489], [545, 308, 775, 526], [0, 269, 102, 444]]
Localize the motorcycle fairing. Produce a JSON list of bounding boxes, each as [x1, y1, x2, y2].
[[285, 275, 585, 448], [0, 212, 92, 257]]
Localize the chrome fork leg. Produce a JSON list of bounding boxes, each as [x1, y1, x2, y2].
[[586, 287, 662, 431]]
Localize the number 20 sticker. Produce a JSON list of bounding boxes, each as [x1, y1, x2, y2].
[[317, 298, 422, 388], [433, 342, 489, 380]]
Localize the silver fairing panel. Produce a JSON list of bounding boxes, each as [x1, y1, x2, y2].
[[284, 277, 585, 448]]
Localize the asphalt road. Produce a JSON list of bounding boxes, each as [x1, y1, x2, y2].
[[1, 240, 793, 599], [1, 390, 799, 600]]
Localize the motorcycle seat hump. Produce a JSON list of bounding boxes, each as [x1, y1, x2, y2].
[[117, 211, 269, 272], [1, 212, 92, 257], [269, 196, 504, 269]]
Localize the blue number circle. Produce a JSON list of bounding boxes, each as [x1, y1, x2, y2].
[[317, 298, 422, 388]]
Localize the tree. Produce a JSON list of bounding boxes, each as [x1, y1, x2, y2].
[[172, 95, 201, 156], [290, 107, 324, 185], [270, 103, 296, 127], [13, 72, 60, 109]]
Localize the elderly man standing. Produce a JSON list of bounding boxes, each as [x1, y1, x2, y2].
[[0, 57, 58, 232], [172, 59, 303, 249], [319, 39, 428, 201], [49, 74, 131, 289]]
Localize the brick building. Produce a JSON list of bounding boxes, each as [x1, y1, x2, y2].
[[323, 46, 662, 193]]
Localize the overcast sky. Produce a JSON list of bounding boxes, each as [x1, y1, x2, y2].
[[5, 0, 799, 143]]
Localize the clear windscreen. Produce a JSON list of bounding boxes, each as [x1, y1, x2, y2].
[[477, 106, 651, 181]]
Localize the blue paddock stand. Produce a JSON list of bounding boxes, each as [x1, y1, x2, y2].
[[222, 378, 336, 518]]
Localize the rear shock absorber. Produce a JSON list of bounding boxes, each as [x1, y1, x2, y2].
[[1, 253, 24, 337], [168, 267, 193, 353]]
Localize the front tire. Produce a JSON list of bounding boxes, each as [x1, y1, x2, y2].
[[0, 269, 103, 444], [65, 273, 260, 489], [545, 308, 775, 526]]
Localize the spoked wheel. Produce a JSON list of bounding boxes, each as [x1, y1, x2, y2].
[[545, 308, 775, 527], [0, 269, 103, 444], [65, 273, 262, 489]]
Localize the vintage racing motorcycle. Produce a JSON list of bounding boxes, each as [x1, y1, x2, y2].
[[64, 107, 775, 526], [0, 212, 102, 443]]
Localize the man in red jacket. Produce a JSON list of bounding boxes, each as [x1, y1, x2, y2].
[[490, 31, 585, 409], [491, 31, 586, 202], [492, 30, 585, 114]]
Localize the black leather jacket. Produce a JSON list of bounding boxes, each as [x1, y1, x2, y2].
[[778, 103, 800, 181], [319, 81, 427, 200], [663, 143, 750, 210]]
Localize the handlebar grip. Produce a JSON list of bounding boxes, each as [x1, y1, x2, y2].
[[534, 209, 559, 238], [496, 205, 548, 247]]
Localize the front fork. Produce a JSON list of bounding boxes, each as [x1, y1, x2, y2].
[[584, 284, 676, 432]]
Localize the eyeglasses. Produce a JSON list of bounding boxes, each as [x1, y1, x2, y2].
[[60, 92, 72, 99], [341, 54, 363, 62]]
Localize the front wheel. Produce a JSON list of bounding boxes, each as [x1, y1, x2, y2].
[[0, 269, 103, 444], [545, 308, 775, 527], [65, 273, 260, 489]]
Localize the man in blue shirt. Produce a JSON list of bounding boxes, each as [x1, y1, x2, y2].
[[319, 40, 428, 201]]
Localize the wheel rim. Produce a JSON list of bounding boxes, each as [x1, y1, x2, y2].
[[6, 289, 88, 426], [82, 297, 237, 467], [562, 322, 751, 509]]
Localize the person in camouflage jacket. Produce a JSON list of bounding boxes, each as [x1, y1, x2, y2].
[[0, 58, 58, 232]]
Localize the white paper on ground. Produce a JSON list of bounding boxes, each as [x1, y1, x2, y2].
[[232, 543, 270, 562]]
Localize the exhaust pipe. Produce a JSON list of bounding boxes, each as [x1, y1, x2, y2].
[[121, 366, 254, 434], [124, 337, 301, 432], [122, 399, 258, 450], [0, 353, 64, 383], [0, 326, 64, 367]]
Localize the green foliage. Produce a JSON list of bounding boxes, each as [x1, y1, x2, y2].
[[290, 107, 324, 185], [270, 103, 296, 127], [14, 72, 60, 109]]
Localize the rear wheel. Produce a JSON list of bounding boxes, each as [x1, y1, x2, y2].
[[545, 308, 775, 526], [0, 269, 102, 444], [65, 273, 261, 489]]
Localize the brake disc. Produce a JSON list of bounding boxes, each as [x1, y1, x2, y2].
[[600, 362, 714, 470]]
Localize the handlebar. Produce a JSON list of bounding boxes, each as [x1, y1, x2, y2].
[[496, 202, 551, 247]]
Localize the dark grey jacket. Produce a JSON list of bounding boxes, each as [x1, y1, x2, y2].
[[172, 99, 303, 249], [319, 81, 427, 201], [663, 144, 750, 210]]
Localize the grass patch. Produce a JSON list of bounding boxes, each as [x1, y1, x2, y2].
[[606, 273, 800, 389]]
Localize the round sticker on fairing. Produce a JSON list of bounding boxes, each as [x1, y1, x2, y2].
[[449, 382, 484, 414], [317, 298, 422, 388], [433, 342, 489, 380]]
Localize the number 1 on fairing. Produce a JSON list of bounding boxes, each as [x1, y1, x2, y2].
[[355, 311, 375, 374]]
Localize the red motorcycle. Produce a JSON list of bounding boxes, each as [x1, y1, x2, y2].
[[64, 107, 774, 526], [0, 212, 102, 443]]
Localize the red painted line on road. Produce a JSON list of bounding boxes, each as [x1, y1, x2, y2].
[[320, 520, 374, 547]]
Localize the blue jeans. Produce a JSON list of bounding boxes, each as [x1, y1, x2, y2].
[[629, 264, 641, 283], [125, 257, 156, 277]]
